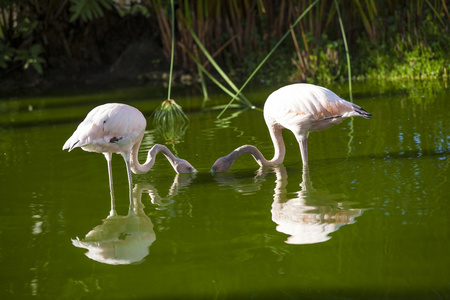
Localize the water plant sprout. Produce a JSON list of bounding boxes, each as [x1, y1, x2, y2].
[[153, 0, 190, 144]]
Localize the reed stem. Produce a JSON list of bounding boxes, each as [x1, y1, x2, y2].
[[334, 0, 352, 102], [167, 0, 175, 100], [217, 0, 320, 119]]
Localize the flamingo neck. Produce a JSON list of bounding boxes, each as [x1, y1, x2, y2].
[[130, 138, 179, 174], [267, 125, 286, 166], [129, 137, 151, 174], [226, 126, 286, 167]]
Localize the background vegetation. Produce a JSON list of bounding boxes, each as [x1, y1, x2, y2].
[[1, 0, 449, 88]]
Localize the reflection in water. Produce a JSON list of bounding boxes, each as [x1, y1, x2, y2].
[[271, 166, 365, 244], [72, 184, 156, 265], [213, 166, 365, 245], [213, 171, 266, 195], [146, 173, 196, 210], [72, 174, 194, 264]]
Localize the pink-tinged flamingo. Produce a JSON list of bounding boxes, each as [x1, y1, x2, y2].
[[63, 103, 197, 193], [211, 83, 371, 172]]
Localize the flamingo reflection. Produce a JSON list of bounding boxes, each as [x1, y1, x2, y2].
[[212, 166, 365, 244], [72, 184, 155, 265], [271, 166, 365, 244], [72, 175, 194, 264]]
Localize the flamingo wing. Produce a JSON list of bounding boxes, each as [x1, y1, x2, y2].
[[63, 103, 146, 153], [264, 84, 370, 135]]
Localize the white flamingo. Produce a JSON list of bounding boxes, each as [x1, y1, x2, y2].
[[63, 103, 197, 193], [211, 83, 371, 172]]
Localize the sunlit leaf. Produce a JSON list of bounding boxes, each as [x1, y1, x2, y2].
[[69, 0, 112, 22]]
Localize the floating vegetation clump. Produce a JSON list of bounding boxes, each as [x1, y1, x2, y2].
[[151, 0, 189, 145], [152, 99, 189, 144]]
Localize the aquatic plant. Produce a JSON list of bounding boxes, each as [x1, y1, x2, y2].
[[152, 0, 190, 144], [152, 98, 190, 144]]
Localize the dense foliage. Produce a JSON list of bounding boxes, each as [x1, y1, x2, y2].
[[1, 0, 449, 85]]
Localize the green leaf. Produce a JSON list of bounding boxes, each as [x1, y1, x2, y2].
[[32, 61, 43, 74], [69, 0, 112, 22]]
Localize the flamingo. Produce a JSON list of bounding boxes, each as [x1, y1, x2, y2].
[[211, 83, 371, 172], [63, 103, 197, 193]]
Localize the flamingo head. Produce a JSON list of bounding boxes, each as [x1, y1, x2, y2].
[[210, 156, 233, 173], [173, 158, 197, 174]]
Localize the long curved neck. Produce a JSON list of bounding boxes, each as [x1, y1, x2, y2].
[[130, 138, 180, 174], [267, 125, 286, 165], [226, 126, 286, 168]]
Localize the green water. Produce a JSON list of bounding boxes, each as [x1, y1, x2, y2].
[[0, 81, 449, 299]]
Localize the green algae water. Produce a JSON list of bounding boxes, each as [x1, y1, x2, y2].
[[0, 81, 449, 299]]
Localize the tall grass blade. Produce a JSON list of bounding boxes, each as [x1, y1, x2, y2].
[[167, 0, 175, 100], [442, 0, 450, 21], [334, 0, 352, 102], [186, 50, 247, 103], [195, 48, 209, 103], [425, 0, 446, 28], [334, 0, 355, 156], [216, 0, 320, 119], [153, 0, 190, 144], [353, 0, 376, 42], [187, 25, 252, 107]]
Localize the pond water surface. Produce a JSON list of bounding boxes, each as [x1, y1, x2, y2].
[[0, 80, 449, 299]]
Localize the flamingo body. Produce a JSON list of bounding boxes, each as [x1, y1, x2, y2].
[[211, 84, 371, 172], [63, 103, 196, 196], [264, 84, 366, 136], [63, 103, 145, 155]]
